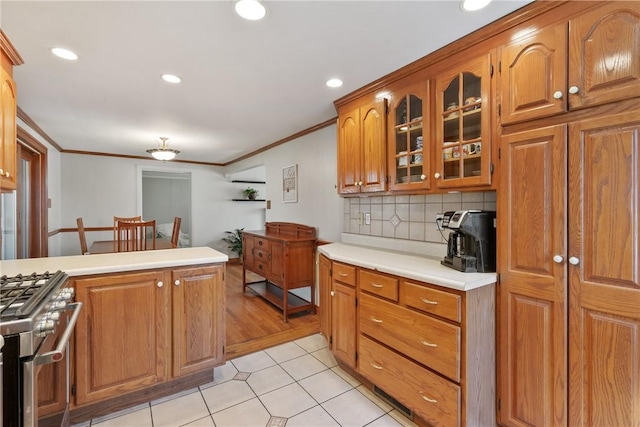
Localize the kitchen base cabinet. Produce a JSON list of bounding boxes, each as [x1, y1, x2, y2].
[[0, 31, 22, 192], [72, 264, 225, 407], [320, 255, 495, 427]]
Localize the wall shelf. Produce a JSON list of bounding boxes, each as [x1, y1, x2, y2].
[[231, 180, 266, 184], [232, 199, 266, 202]]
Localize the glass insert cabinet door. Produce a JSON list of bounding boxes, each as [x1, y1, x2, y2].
[[435, 54, 492, 188], [389, 81, 430, 190]]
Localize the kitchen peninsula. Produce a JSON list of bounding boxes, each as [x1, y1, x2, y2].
[[0, 247, 228, 425]]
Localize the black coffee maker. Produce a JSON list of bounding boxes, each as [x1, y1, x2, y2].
[[441, 210, 496, 273]]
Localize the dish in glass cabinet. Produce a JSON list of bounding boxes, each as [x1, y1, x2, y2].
[[399, 175, 423, 183], [470, 170, 481, 176]]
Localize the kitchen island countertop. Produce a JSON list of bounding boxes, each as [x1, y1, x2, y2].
[[0, 246, 227, 277], [318, 242, 496, 291]]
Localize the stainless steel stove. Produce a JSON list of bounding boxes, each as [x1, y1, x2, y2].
[[1, 271, 82, 427]]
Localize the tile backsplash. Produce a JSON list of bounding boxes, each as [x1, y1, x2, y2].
[[343, 191, 496, 245]]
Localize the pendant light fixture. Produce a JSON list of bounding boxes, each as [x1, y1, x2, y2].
[[147, 137, 180, 161]]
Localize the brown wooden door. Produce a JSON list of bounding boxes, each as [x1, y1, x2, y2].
[[497, 124, 567, 427], [435, 54, 493, 188], [568, 2, 640, 110], [172, 265, 226, 377], [568, 111, 640, 427], [498, 23, 567, 124], [360, 99, 387, 193], [1, 67, 17, 191], [331, 281, 356, 369], [74, 270, 170, 405], [337, 105, 362, 194], [319, 254, 332, 343]]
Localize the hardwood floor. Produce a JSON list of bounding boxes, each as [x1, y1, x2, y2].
[[225, 261, 320, 359]]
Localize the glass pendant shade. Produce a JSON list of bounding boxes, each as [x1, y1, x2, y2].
[[147, 137, 180, 161]]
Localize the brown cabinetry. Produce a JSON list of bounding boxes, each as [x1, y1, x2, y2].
[[336, 97, 387, 194], [242, 222, 316, 321], [498, 111, 640, 426], [318, 253, 332, 342], [0, 32, 21, 192], [72, 264, 225, 406], [387, 79, 430, 190], [319, 254, 495, 426], [498, 2, 640, 124], [435, 54, 493, 188]]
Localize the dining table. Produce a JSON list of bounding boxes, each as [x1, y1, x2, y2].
[[88, 238, 174, 254]]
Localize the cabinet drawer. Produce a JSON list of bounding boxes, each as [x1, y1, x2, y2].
[[254, 237, 270, 249], [253, 248, 270, 262], [254, 261, 269, 275], [403, 281, 461, 323], [359, 270, 398, 302], [332, 262, 356, 286], [359, 292, 460, 382], [359, 335, 460, 427]]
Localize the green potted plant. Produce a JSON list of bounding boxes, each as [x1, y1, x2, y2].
[[222, 228, 244, 258], [243, 187, 258, 200]]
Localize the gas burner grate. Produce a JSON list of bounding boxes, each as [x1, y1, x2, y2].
[[0, 271, 66, 319]]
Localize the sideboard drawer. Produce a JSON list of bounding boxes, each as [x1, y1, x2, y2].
[[359, 270, 398, 302], [254, 237, 270, 249], [403, 281, 461, 323], [359, 335, 460, 427], [253, 248, 270, 262], [332, 262, 356, 287], [359, 292, 461, 382]]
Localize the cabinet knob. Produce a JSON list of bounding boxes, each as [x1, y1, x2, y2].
[[434, 172, 441, 179], [568, 86, 580, 94], [553, 91, 563, 99], [4, 172, 9, 178], [358, 181, 363, 186], [569, 256, 580, 266], [0, 168, 3, 175], [174, 280, 180, 286], [330, 291, 335, 297], [420, 174, 426, 180], [157, 281, 164, 288], [552, 255, 564, 264]]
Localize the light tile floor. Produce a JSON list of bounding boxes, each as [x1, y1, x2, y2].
[[72, 334, 418, 427]]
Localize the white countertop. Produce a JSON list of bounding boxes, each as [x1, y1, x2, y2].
[[0, 247, 228, 278], [318, 243, 496, 291]]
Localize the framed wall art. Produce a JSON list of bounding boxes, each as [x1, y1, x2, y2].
[[282, 164, 298, 203]]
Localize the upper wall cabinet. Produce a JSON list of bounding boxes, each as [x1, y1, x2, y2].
[[499, 2, 640, 125], [337, 97, 387, 195], [1, 49, 18, 192], [387, 79, 431, 191], [434, 54, 493, 189]]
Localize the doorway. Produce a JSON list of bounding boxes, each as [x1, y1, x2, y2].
[[139, 169, 192, 247]]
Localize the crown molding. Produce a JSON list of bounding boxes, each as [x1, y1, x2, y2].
[[0, 29, 25, 66]]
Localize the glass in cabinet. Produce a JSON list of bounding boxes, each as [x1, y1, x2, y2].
[[389, 80, 430, 191], [435, 54, 492, 188]]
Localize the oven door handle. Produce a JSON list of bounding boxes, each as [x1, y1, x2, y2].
[[34, 302, 83, 366]]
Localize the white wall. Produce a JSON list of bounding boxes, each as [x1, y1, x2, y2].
[[225, 125, 342, 243], [36, 121, 339, 256]]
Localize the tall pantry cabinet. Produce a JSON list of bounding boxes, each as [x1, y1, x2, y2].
[[497, 2, 640, 427]]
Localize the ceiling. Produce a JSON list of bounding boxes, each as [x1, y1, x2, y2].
[[1, 0, 532, 165]]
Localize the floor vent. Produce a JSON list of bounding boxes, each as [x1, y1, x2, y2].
[[373, 385, 414, 420]]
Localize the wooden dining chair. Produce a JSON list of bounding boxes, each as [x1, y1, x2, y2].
[[116, 220, 156, 252], [171, 217, 182, 248], [113, 215, 142, 240], [76, 217, 89, 255]]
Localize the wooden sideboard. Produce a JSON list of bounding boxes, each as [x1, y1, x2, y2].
[[242, 222, 316, 321]]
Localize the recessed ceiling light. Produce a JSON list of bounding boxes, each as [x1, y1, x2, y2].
[[235, 0, 267, 21], [460, 0, 491, 11], [51, 47, 78, 60], [326, 78, 343, 88], [162, 74, 182, 84]]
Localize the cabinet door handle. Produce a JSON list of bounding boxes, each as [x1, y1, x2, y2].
[[157, 281, 164, 288], [370, 283, 383, 288], [420, 297, 438, 305], [0, 168, 3, 175], [369, 316, 383, 324], [418, 391, 437, 403], [568, 86, 580, 94], [420, 174, 426, 180], [553, 90, 563, 99], [569, 256, 580, 266], [553, 255, 564, 264], [174, 280, 180, 286], [434, 172, 441, 179], [338, 272, 348, 277], [370, 362, 383, 370], [420, 339, 437, 348], [330, 291, 335, 297]]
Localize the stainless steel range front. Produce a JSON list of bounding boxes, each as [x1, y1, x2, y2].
[[0, 271, 82, 427]]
